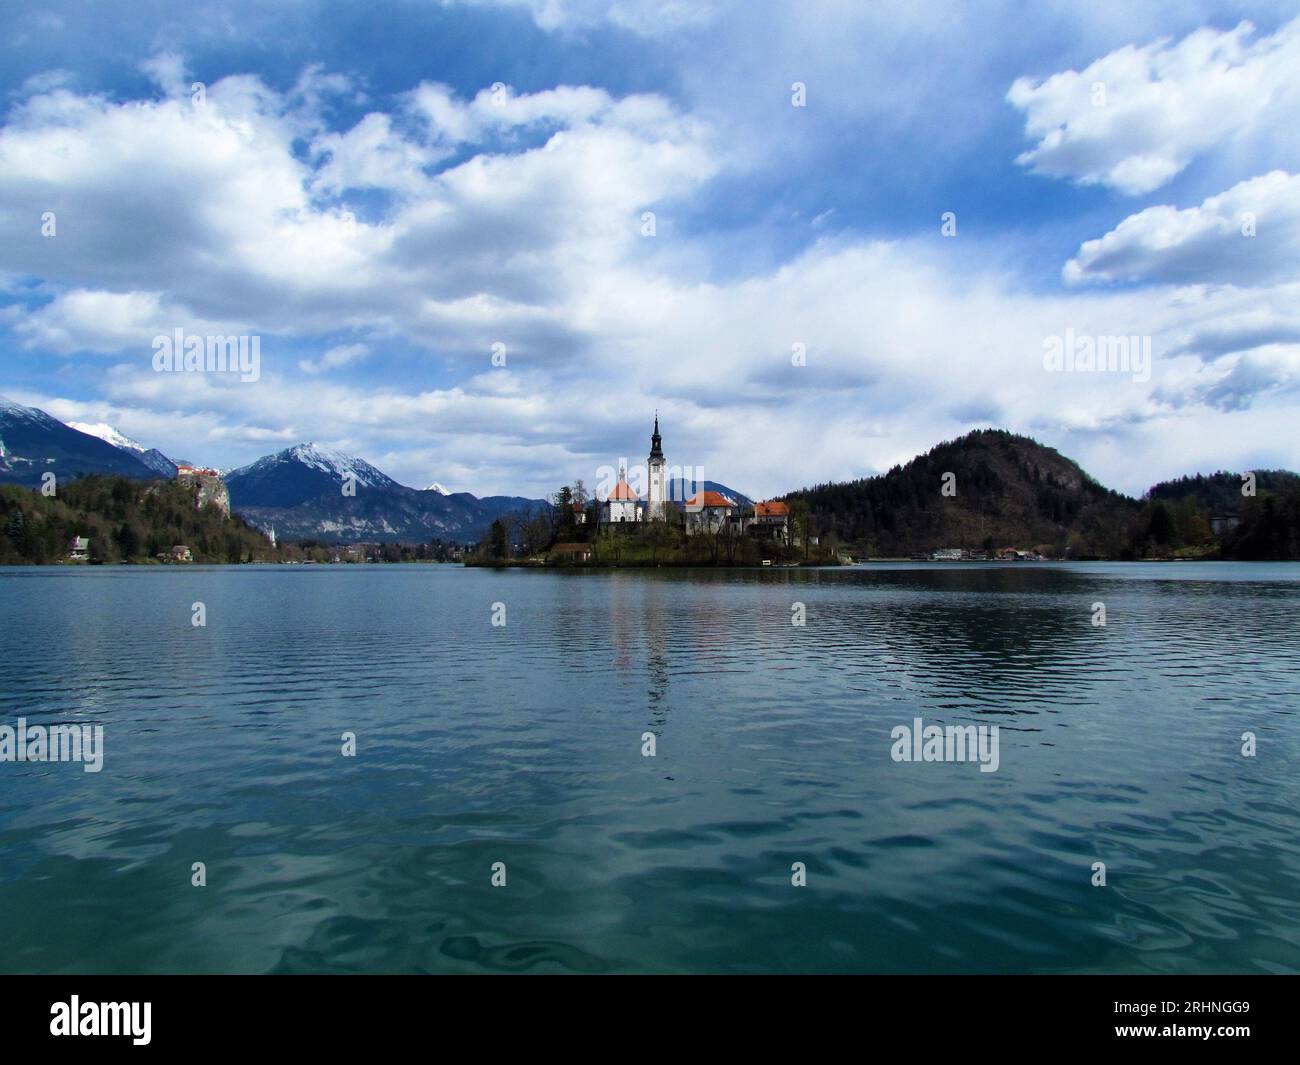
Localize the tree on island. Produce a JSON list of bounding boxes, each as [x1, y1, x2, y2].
[[489, 518, 509, 560], [554, 485, 577, 541]]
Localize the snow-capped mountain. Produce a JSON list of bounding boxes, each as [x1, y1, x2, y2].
[[422, 482, 451, 495], [226, 442, 543, 542], [283, 443, 399, 490], [0, 395, 164, 487], [66, 421, 140, 452], [67, 421, 178, 477], [225, 443, 404, 507]]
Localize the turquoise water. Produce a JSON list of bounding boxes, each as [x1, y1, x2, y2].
[[1, 562, 1298, 974]]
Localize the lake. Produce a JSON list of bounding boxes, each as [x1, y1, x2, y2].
[[1, 562, 1298, 973]]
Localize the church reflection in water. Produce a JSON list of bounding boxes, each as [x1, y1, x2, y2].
[[605, 573, 673, 734]]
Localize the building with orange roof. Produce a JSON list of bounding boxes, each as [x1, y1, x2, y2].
[[601, 466, 641, 524], [684, 489, 736, 535], [750, 500, 791, 545]]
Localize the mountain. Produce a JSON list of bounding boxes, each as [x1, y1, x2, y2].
[[0, 396, 164, 488], [67, 421, 178, 478], [226, 443, 543, 542], [665, 477, 753, 508], [422, 482, 452, 495], [225, 443, 403, 507], [785, 428, 1138, 557]]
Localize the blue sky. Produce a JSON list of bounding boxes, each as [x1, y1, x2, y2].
[[2, 0, 1299, 497]]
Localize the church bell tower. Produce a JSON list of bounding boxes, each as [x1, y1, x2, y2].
[[647, 413, 666, 520]]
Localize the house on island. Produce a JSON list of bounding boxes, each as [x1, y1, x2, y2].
[[749, 501, 791, 545], [684, 490, 736, 535], [68, 536, 90, 561], [549, 542, 593, 563], [1210, 514, 1240, 537], [170, 545, 193, 562]]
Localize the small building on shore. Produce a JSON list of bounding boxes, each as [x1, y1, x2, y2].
[[1211, 514, 1240, 537], [68, 536, 89, 561], [550, 542, 593, 563]]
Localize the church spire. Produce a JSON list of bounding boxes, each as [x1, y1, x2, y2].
[[649, 411, 664, 463]]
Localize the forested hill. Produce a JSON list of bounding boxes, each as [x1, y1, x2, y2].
[[784, 429, 1300, 559], [1146, 470, 1300, 511], [784, 430, 1135, 557], [1144, 471, 1300, 560], [0, 475, 276, 564]]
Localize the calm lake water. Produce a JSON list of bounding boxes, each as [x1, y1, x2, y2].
[[1, 562, 1298, 974]]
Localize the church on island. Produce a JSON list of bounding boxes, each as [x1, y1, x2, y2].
[[599, 416, 791, 544], [601, 414, 668, 524]]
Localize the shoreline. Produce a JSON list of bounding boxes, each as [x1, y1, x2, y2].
[[6, 555, 1296, 569]]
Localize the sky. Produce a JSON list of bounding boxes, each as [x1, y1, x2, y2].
[[1, 0, 1298, 498]]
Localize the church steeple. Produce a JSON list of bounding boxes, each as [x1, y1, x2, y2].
[[646, 411, 666, 519], [649, 411, 664, 463]]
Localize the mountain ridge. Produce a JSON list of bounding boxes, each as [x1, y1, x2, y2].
[[0, 395, 164, 487], [225, 442, 545, 543], [66, 421, 179, 478]]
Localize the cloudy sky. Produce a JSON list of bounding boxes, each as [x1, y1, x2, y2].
[[1, 0, 1298, 498]]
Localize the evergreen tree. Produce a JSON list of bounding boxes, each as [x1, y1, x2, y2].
[[489, 519, 509, 559]]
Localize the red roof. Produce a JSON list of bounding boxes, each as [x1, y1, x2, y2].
[[608, 479, 639, 501], [686, 490, 734, 509], [755, 501, 789, 517]]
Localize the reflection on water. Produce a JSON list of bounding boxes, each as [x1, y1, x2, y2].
[[1, 562, 1298, 973]]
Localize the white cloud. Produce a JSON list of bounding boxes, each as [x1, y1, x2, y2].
[[15, 69, 73, 96], [310, 112, 448, 197], [15, 289, 250, 355], [0, 70, 714, 348], [138, 51, 190, 97], [299, 342, 371, 374], [1008, 17, 1300, 194], [1066, 170, 1300, 285], [407, 81, 618, 142]]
